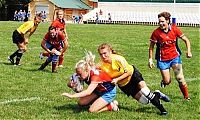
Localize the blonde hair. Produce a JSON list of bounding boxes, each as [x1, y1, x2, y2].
[[75, 51, 96, 71], [75, 60, 87, 71], [84, 50, 95, 67]]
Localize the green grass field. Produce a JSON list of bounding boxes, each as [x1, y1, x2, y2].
[[0, 21, 199, 119]]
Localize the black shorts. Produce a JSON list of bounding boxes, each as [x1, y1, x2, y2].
[[12, 30, 24, 44], [119, 65, 144, 98]]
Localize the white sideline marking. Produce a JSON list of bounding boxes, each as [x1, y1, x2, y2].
[[149, 77, 199, 86], [0, 97, 40, 105]]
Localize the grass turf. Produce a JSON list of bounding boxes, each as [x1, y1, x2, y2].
[[0, 21, 199, 119]]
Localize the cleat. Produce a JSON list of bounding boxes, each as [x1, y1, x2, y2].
[[159, 104, 168, 116], [160, 111, 168, 116], [155, 90, 170, 102], [14, 64, 21, 66], [52, 70, 58, 73], [58, 65, 63, 68], [15, 61, 21, 66], [8, 56, 14, 65], [39, 52, 44, 59], [184, 97, 190, 101], [111, 100, 119, 111], [160, 81, 166, 88]]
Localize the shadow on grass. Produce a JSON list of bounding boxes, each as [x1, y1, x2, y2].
[[119, 105, 158, 114], [135, 106, 156, 114], [1, 62, 13, 65], [54, 103, 89, 113], [18, 66, 53, 73], [118, 105, 135, 111]]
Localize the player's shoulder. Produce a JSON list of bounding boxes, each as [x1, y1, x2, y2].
[[111, 54, 125, 61]]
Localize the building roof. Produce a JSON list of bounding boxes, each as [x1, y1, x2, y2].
[[90, 0, 98, 2], [49, 0, 92, 9]]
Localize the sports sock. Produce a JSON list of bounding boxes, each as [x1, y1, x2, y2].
[[38, 60, 50, 70], [179, 84, 189, 99], [16, 51, 23, 65], [10, 50, 19, 58], [58, 55, 64, 65], [52, 62, 57, 72], [106, 103, 112, 111], [141, 87, 167, 114]]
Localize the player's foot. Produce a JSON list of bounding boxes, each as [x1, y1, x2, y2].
[[160, 111, 168, 116], [58, 65, 63, 68], [15, 61, 21, 66], [111, 100, 119, 111], [52, 70, 58, 73], [184, 97, 191, 101], [39, 52, 44, 59], [159, 104, 168, 116], [38, 64, 45, 70], [155, 90, 170, 102], [160, 81, 166, 88], [8, 56, 14, 65]]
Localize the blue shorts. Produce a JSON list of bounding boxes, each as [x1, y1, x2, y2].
[[95, 86, 116, 103], [46, 42, 59, 63], [157, 56, 182, 70]]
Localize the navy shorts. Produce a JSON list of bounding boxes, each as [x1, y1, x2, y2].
[[12, 30, 24, 44], [119, 65, 144, 98]]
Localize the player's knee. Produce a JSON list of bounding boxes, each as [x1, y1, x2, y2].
[[138, 94, 150, 105], [88, 107, 98, 113], [19, 49, 26, 53], [78, 100, 88, 106], [162, 79, 171, 85], [77, 102, 84, 106], [176, 76, 186, 85]]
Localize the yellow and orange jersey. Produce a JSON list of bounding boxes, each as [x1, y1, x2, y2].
[[99, 54, 134, 87], [17, 21, 37, 36]]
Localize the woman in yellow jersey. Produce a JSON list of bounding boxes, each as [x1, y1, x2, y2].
[[8, 13, 42, 66], [97, 43, 170, 115]]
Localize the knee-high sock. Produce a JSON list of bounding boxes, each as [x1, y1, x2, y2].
[[179, 84, 189, 99], [38, 60, 51, 70], [10, 50, 19, 58], [52, 62, 57, 72], [16, 50, 23, 65], [58, 55, 64, 65], [141, 87, 167, 113]]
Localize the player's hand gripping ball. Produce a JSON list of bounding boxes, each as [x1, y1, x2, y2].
[[70, 73, 84, 93]]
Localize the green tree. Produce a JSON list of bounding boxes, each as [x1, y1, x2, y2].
[[0, 0, 6, 8]]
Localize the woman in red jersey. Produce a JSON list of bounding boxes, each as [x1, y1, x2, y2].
[[40, 9, 69, 67], [62, 52, 119, 112], [148, 12, 192, 100], [38, 26, 67, 73]]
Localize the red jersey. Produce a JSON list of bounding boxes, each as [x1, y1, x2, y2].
[[51, 18, 65, 31], [85, 69, 115, 93], [150, 24, 183, 61], [43, 31, 65, 50]]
